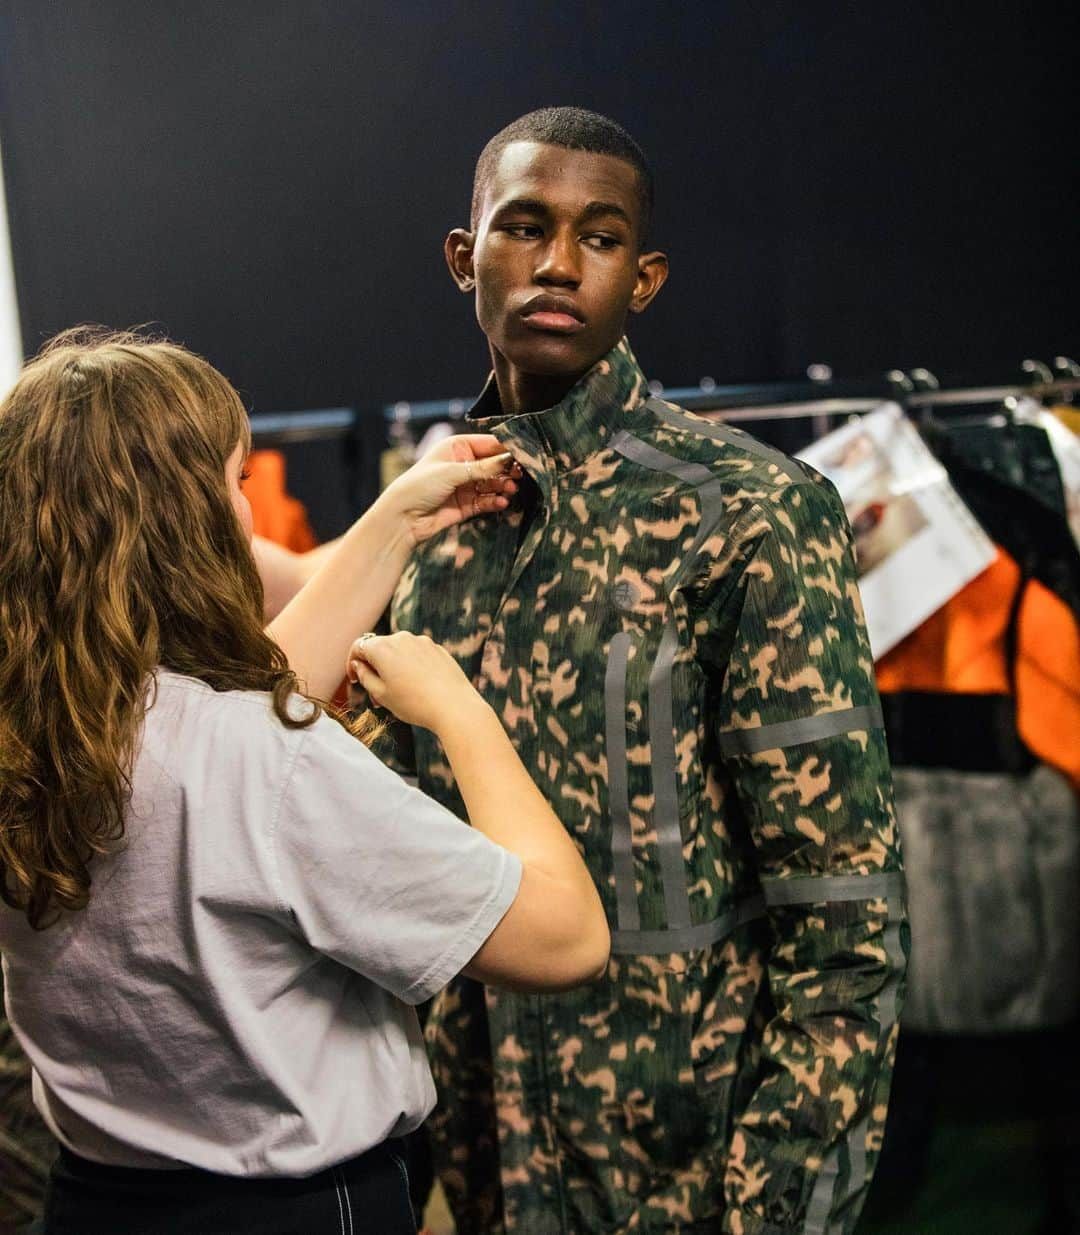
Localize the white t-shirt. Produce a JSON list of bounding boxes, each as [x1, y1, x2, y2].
[[0, 670, 521, 1177]]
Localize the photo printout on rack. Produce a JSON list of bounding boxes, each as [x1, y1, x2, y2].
[[797, 403, 995, 658]]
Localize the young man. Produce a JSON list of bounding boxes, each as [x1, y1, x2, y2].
[[392, 108, 906, 1235]]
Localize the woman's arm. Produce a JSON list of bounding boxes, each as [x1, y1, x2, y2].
[[252, 535, 342, 623], [266, 437, 517, 699], [350, 633, 610, 992]]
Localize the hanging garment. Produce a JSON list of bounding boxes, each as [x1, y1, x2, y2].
[[1035, 406, 1080, 550], [795, 405, 995, 658], [392, 339, 906, 1235], [889, 762, 1078, 1033], [876, 548, 1080, 792], [922, 416, 1080, 616], [876, 413, 1080, 1033], [244, 449, 318, 551], [1052, 402, 1080, 439]]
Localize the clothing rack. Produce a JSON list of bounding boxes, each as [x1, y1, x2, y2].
[[370, 359, 1080, 431], [245, 360, 1077, 534], [245, 359, 1079, 447], [248, 406, 355, 447]]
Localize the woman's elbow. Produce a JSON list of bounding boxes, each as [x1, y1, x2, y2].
[[544, 910, 610, 990], [581, 917, 611, 983]]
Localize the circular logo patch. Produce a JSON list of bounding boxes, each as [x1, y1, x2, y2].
[[613, 580, 638, 610]]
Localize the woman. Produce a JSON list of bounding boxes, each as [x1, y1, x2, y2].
[[0, 328, 609, 1233]]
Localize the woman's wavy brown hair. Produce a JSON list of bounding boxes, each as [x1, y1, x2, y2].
[[0, 327, 362, 929]]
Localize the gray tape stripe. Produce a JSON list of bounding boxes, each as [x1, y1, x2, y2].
[[611, 892, 767, 955], [761, 871, 905, 907], [719, 701, 884, 756], [847, 1114, 869, 1216], [648, 620, 691, 930], [605, 632, 639, 932], [799, 882, 904, 1234], [802, 1148, 840, 1235], [611, 429, 714, 486], [610, 431, 732, 572], [646, 397, 810, 483]]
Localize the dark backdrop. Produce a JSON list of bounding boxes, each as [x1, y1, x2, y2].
[[1, 3, 1077, 412]]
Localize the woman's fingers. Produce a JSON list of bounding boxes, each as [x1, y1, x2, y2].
[[454, 453, 521, 498], [451, 433, 509, 460], [349, 657, 386, 707]]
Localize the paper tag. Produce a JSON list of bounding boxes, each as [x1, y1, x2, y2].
[[797, 403, 996, 659]]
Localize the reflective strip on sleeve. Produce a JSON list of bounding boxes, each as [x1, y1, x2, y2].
[[719, 701, 885, 757], [611, 891, 767, 955], [648, 620, 691, 931], [605, 631, 639, 933], [761, 871, 905, 907]]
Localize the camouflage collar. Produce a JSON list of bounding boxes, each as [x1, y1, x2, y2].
[[467, 338, 649, 473]]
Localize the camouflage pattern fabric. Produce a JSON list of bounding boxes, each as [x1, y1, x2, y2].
[[0, 973, 54, 1228], [391, 339, 907, 1234]]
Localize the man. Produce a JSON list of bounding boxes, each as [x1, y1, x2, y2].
[[392, 107, 906, 1235]]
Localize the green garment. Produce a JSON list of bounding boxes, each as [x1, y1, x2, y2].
[[1, 974, 54, 1226], [392, 340, 907, 1235]]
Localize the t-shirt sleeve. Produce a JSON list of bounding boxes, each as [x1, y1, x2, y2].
[[268, 714, 522, 1005]]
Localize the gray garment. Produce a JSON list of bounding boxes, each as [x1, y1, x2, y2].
[[0, 671, 521, 1177], [896, 763, 1079, 1033]]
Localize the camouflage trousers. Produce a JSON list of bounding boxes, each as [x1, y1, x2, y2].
[[0, 976, 54, 1229]]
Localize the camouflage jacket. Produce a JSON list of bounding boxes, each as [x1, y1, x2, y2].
[[0, 975, 53, 1226], [392, 340, 907, 1235]]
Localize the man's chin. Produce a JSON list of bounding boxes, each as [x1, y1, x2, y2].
[[503, 334, 602, 379]]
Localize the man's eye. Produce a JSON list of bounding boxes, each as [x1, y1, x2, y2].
[[583, 234, 620, 250], [505, 224, 542, 239]]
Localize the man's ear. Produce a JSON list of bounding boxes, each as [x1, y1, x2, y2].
[[629, 250, 669, 314], [445, 229, 477, 292]]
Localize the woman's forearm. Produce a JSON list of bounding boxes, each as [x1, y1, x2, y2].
[[267, 503, 410, 698], [437, 700, 610, 989]]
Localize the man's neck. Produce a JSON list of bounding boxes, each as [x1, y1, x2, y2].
[[491, 350, 588, 416]]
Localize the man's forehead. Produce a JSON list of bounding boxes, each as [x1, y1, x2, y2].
[[483, 140, 640, 212]]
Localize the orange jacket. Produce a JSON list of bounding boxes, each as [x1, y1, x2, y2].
[[244, 450, 317, 552], [876, 547, 1080, 792]]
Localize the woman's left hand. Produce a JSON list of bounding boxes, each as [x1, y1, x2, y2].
[[381, 434, 522, 547]]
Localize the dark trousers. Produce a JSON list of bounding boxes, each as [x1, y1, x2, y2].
[[42, 1140, 416, 1235]]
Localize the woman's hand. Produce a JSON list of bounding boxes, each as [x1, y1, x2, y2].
[[379, 434, 522, 548], [347, 631, 489, 734]]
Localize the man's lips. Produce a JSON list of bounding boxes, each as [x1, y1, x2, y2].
[[519, 294, 586, 334]]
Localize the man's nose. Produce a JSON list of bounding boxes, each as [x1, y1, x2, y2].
[[534, 231, 581, 288]]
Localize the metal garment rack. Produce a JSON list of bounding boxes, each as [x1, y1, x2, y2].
[[248, 406, 355, 447], [246, 359, 1080, 448], [367, 359, 1080, 434], [245, 360, 1078, 524]]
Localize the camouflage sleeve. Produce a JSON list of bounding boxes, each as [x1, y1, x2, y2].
[[705, 475, 907, 1235]]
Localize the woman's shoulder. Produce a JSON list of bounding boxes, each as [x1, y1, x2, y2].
[[146, 669, 373, 771], [142, 670, 330, 779]]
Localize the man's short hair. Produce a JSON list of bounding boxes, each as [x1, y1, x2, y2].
[[471, 106, 653, 244]]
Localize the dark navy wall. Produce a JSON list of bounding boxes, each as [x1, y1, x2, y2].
[[1, 3, 1076, 414]]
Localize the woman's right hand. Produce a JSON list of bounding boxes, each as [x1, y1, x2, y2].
[[346, 631, 486, 734]]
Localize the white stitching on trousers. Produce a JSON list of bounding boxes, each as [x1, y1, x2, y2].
[[333, 1168, 346, 1235], [390, 1153, 415, 1234], [337, 1166, 354, 1235]]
